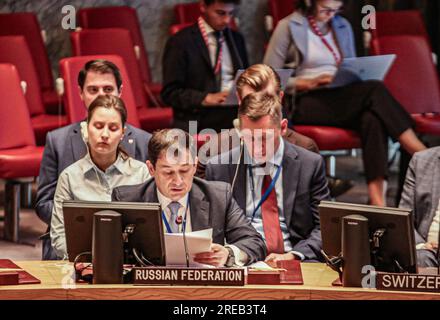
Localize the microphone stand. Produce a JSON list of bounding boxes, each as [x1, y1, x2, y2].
[[182, 201, 190, 268]]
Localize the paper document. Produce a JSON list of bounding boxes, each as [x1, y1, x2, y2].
[[327, 54, 396, 88], [165, 228, 213, 266]]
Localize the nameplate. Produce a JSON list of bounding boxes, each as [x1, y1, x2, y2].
[[133, 267, 245, 286], [376, 272, 440, 293]]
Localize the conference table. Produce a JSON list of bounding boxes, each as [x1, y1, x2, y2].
[[1, 261, 440, 300]]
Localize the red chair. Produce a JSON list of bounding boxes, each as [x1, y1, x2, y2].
[[70, 28, 173, 132], [0, 13, 59, 114], [370, 35, 440, 135], [0, 63, 44, 242], [0, 36, 67, 145], [77, 6, 163, 107], [266, 0, 297, 33], [169, 23, 193, 36], [174, 2, 238, 29], [294, 126, 361, 177], [371, 10, 430, 46], [59, 55, 141, 128]]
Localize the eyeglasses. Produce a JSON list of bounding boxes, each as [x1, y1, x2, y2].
[[318, 5, 343, 15]]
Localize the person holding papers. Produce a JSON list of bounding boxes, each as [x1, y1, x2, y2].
[[112, 129, 266, 267], [161, 0, 248, 132], [264, 0, 426, 206]]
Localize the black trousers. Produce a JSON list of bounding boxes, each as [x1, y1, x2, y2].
[[292, 80, 414, 182]]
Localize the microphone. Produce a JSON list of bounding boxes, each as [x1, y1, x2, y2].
[[182, 204, 190, 268], [231, 120, 244, 193]]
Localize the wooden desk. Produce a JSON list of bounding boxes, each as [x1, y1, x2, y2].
[[1, 261, 440, 300]]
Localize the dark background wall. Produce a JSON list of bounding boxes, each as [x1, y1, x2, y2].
[[0, 0, 438, 82]]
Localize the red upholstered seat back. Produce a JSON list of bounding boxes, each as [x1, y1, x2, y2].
[[371, 10, 430, 44], [174, 2, 238, 29], [59, 55, 141, 128], [70, 28, 148, 111], [268, 0, 297, 29], [371, 35, 440, 115], [0, 64, 36, 149], [0, 13, 54, 92], [0, 36, 45, 117], [78, 6, 153, 84]]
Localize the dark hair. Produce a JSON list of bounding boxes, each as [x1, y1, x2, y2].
[[203, 0, 240, 5], [87, 94, 127, 126], [87, 95, 128, 158], [297, 0, 344, 16], [78, 59, 122, 91], [148, 129, 196, 167]]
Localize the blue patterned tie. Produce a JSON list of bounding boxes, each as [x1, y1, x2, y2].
[[168, 201, 182, 233]]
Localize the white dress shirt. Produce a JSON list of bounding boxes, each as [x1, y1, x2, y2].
[[156, 188, 248, 266], [201, 18, 234, 92], [244, 139, 305, 260]]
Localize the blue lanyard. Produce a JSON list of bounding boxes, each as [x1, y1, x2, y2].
[[249, 165, 282, 222], [161, 196, 190, 233]]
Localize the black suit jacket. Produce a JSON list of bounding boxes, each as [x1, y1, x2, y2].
[[112, 177, 266, 264], [161, 23, 249, 123], [35, 122, 151, 260], [205, 141, 330, 261]]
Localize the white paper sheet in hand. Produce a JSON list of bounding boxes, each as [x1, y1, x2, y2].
[[165, 228, 213, 266]]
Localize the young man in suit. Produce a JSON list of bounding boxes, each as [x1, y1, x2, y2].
[[399, 147, 440, 267], [112, 129, 266, 267], [35, 59, 151, 260], [161, 0, 248, 132], [205, 93, 330, 263]]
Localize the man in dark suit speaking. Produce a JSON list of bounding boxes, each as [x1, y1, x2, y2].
[[161, 0, 248, 132], [35, 60, 151, 260], [206, 93, 330, 263], [112, 129, 266, 267]]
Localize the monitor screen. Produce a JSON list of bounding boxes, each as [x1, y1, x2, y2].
[[63, 201, 165, 266], [319, 201, 417, 273]]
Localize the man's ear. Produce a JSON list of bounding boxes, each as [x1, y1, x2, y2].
[[200, 1, 206, 14], [146, 160, 155, 177], [279, 90, 285, 101], [118, 85, 123, 98], [280, 118, 288, 136], [79, 86, 84, 101]]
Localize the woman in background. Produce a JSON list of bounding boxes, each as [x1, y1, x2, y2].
[[264, 0, 426, 206], [50, 95, 150, 259]]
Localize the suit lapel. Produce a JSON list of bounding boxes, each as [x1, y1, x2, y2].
[[120, 125, 136, 158], [189, 182, 210, 231], [428, 157, 440, 226], [69, 123, 87, 162], [289, 12, 308, 60], [231, 150, 247, 210], [224, 29, 242, 71], [144, 181, 159, 203], [282, 144, 300, 227], [192, 25, 214, 74]]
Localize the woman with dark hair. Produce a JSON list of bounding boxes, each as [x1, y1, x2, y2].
[[264, 0, 426, 206], [50, 95, 150, 259]]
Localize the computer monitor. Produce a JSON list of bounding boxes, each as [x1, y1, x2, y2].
[[63, 201, 165, 265], [319, 201, 417, 273]]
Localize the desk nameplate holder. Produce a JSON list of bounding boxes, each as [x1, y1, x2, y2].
[[133, 267, 245, 286], [376, 270, 440, 293]]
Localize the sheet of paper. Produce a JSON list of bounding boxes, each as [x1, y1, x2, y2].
[[165, 228, 213, 266], [247, 261, 275, 271]]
